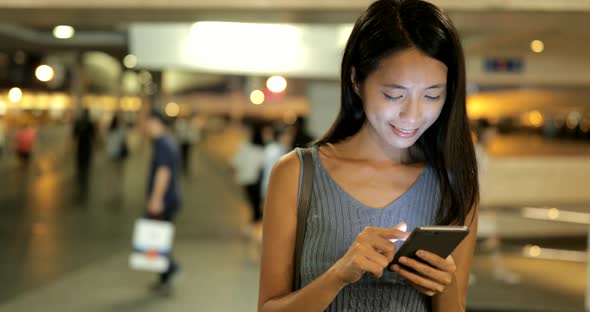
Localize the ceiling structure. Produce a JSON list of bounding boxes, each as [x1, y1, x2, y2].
[[0, 0, 588, 45], [1, 0, 590, 11], [0, 0, 588, 91]]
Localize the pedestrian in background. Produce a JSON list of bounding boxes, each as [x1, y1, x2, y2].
[[15, 121, 36, 167], [73, 109, 96, 201], [106, 113, 129, 201], [175, 116, 200, 177], [145, 110, 182, 295], [231, 122, 265, 223]]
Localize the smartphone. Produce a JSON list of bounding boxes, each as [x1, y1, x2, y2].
[[387, 226, 469, 272]]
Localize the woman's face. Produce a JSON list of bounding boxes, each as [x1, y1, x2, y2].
[[357, 48, 448, 150]]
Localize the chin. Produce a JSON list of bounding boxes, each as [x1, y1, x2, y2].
[[390, 140, 416, 150]]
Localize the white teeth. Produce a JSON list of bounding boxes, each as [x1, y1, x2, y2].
[[395, 127, 416, 133]]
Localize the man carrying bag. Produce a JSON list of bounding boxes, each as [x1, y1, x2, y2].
[[131, 109, 182, 295]]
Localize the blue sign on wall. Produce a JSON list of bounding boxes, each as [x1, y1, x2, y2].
[[484, 57, 524, 73]]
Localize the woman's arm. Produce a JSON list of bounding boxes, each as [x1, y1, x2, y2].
[[431, 207, 478, 312], [257, 151, 346, 312]]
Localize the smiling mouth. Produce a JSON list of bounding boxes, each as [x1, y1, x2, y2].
[[396, 127, 417, 133], [390, 124, 419, 138]]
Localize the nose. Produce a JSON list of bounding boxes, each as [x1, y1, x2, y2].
[[399, 96, 422, 125]]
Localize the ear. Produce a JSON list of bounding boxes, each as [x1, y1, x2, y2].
[[351, 67, 360, 96]]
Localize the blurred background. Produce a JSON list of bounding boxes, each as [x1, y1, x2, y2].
[[0, 0, 589, 311]]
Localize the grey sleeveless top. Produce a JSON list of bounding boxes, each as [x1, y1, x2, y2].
[[300, 146, 441, 312]]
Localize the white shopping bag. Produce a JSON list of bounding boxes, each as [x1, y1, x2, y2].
[[129, 218, 175, 272]]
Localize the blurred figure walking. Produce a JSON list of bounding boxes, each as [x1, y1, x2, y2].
[[0, 117, 6, 155], [15, 121, 36, 167], [231, 122, 265, 223], [175, 116, 199, 177], [106, 113, 129, 201], [73, 109, 96, 202], [145, 110, 182, 294]]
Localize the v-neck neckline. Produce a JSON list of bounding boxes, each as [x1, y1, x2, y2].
[[315, 146, 428, 210]]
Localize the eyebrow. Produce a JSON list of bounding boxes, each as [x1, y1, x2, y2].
[[382, 83, 446, 90]]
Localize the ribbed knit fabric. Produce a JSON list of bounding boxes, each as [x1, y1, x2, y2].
[[300, 145, 440, 311]]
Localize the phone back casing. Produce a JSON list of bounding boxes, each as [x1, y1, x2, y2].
[[390, 226, 469, 271]]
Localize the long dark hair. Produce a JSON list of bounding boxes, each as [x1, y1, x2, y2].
[[316, 0, 479, 226]]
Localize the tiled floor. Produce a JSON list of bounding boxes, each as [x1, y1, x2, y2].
[[0, 240, 260, 312], [0, 124, 587, 312], [0, 238, 584, 312]]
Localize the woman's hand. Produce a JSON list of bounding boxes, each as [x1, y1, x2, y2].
[[331, 223, 408, 287], [391, 251, 457, 296]]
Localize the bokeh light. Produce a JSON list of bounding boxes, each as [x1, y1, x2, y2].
[[530, 40, 544, 53], [266, 76, 287, 93], [250, 90, 265, 105], [35, 65, 55, 82], [8, 87, 23, 103], [165, 102, 180, 117], [53, 25, 75, 39]]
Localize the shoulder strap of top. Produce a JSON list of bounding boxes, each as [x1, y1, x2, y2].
[[292, 147, 314, 290]]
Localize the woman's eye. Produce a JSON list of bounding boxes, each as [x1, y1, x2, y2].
[[425, 95, 441, 101], [384, 93, 403, 101]]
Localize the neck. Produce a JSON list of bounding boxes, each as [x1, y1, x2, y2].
[[336, 123, 410, 164]]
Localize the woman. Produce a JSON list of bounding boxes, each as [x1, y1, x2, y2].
[[106, 113, 128, 199], [258, 0, 479, 311], [231, 122, 265, 223], [106, 113, 128, 162]]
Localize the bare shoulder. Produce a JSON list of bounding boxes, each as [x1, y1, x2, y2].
[[264, 150, 302, 216], [270, 150, 301, 182]]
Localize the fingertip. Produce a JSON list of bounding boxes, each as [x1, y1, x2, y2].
[[393, 222, 407, 232], [399, 223, 407, 232]]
